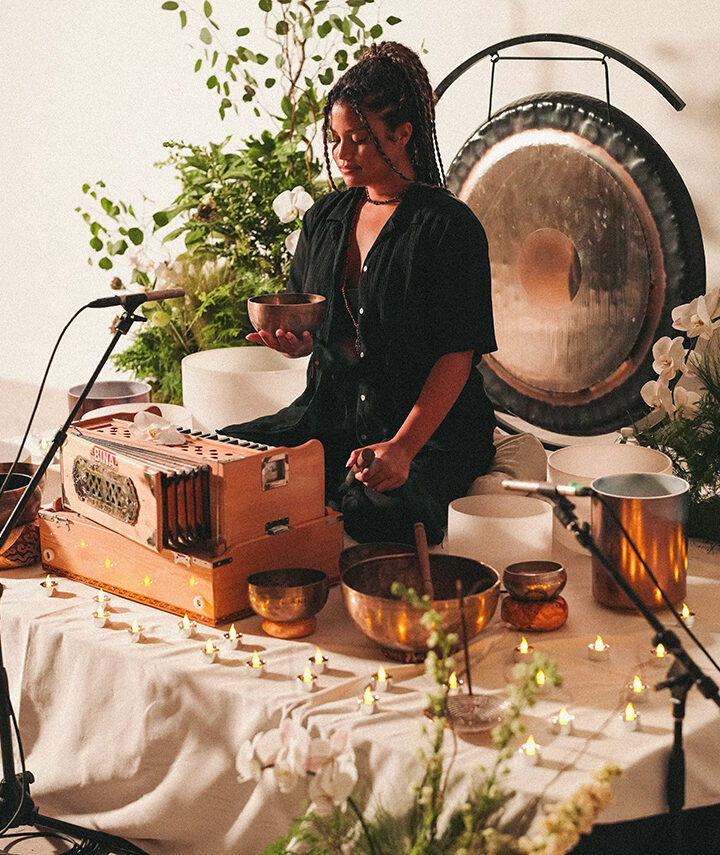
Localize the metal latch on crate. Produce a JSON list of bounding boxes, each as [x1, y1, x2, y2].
[[265, 517, 291, 535]]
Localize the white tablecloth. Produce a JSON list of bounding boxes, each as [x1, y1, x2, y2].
[[1, 541, 720, 854]]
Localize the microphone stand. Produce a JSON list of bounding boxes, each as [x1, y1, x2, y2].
[[0, 305, 149, 853], [550, 494, 720, 855]]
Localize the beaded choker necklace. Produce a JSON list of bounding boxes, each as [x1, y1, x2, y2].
[[364, 187, 406, 205]]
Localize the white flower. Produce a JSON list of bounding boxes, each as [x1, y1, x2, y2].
[[672, 293, 720, 340], [154, 260, 186, 289], [651, 336, 686, 380], [273, 186, 314, 224], [286, 836, 311, 854], [236, 737, 262, 783], [640, 379, 673, 415], [308, 753, 358, 814], [127, 247, 156, 274], [670, 385, 701, 419], [128, 411, 185, 446], [285, 230, 301, 255]]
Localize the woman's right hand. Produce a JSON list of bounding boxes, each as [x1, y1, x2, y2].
[[246, 328, 314, 358]]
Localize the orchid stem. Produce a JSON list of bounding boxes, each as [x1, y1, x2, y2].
[[348, 796, 377, 855]]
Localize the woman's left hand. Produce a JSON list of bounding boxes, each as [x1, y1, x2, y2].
[[346, 440, 412, 493]]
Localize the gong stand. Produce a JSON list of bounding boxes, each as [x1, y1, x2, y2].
[[0, 304, 149, 853], [550, 494, 720, 855]]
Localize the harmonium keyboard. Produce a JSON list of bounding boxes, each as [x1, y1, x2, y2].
[[38, 414, 343, 625]]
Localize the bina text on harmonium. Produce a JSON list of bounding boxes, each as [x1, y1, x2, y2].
[[38, 414, 343, 625]]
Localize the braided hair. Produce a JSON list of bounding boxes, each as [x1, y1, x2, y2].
[[322, 41, 445, 190]]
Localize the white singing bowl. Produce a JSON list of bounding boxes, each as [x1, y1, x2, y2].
[[182, 346, 310, 432], [548, 443, 672, 551], [447, 494, 553, 574]]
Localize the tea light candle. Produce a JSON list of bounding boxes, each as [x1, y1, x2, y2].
[[223, 624, 242, 650], [92, 604, 108, 628], [518, 735, 540, 766], [246, 651, 265, 677], [177, 614, 197, 639], [92, 588, 111, 608], [551, 707, 574, 736], [371, 665, 392, 693], [535, 669, 547, 689], [651, 642, 668, 665], [40, 575, 58, 597], [201, 639, 219, 663], [127, 620, 144, 643], [620, 702, 640, 731], [588, 635, 610, 662], [309, 648, 329, 674], [358, 685, 378, 715], [514, 636, 534, 662], [680, 603, 695, 628], [297, 666, 317, 693], [446, 672, 464, 696], [626, 675, 648, 704]]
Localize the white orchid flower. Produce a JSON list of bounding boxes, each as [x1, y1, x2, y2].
[[129, 410, 185, 446], [670, 385, 701, 420], [672, 294, 719, 339], [235, 737, 263, 783], [651, 336, 687, 380], [127, 247, 156, 274], [154, 260, 185, 289], [640, 379, 673, 415], [273, 186, 314, 224], [285, 230, 301, 255], [307, 753, 358, 815]]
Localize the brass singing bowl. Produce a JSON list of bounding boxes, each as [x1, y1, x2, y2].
[[503, 561, 567, 602], [341, 554, 500, 660], [247, 293, 327, 338], [0, 463, 44, 529], [247, 568, 329, 638], [339, 542, 414, 576]]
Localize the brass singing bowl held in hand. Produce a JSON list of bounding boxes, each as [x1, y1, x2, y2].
[[503, 561, 567, 602], [341, 554, 500, 661], [247, 293, 326, 338], [247, 567, 329, 639]]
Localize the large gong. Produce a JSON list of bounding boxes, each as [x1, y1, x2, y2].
[[446, 91, 705, 435]]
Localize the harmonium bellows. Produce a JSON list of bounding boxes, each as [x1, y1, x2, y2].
[[39, 415, 343, 625]]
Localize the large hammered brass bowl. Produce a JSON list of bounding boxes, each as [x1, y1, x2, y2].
[[247, 293, 326, 338], [247, 567, 329, 639], [341, 554, 500, 661]]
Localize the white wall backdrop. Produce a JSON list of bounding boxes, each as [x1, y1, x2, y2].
[[1, 1, 718, 407]]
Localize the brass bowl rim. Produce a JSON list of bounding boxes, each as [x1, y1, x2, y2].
[[247, 566, 328, 589], [248, 293, 326, 306]]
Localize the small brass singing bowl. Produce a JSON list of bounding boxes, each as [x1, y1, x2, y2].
[[247, 293, 326, 338], [247, 568, 329, 639], [341, 554, 500, 662], [503, 561, 567, 602]]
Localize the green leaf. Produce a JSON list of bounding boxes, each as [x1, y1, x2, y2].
[[369, 23, 382, 38], [82, 183, 90, 193], [211, 50, 218, 67], [194, 58, 202, 72], [255, 52, 268, 64], [386, 15, 401, 24], [108, 239, 128, 255], [236, 26, 250, 36], [275, 20, 289, 35], [275, 53, 284, 68], [318, 68, 334, 85], [128, 227, 144, 245], [199, 26, 212, 44], [203, 1, 212, 16], [98, 257, 113, 270], [161, 1, 179, 9], [317, 20, 331, 37], [313, 0, 329, 10], [329, 14, 342, 29], [89, 236, 103, 251], [264, 77, 276, 88], [179, 9, 187, 27], [153, 211, 169, 227], [258, 0, 272, 10]]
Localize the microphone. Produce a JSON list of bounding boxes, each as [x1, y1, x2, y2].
[[88, 288, 185, 310], [502, 479, 594, 498]]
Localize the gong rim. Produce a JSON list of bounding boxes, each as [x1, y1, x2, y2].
[[448, 91, 705, 435]]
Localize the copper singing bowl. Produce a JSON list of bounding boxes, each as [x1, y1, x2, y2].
[[247, 293, 326, 338], [247, 567, 329, 623], [503, 561, 567, 602], [341, 554, 500, 655], [0, 463, 43, 528]]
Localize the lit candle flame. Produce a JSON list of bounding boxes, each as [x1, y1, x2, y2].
[[558, 707, 571, 726], [302, 667, 314, 683], [522, 735, 537, 755], [104, 558, 111, 569], [681, 603, 691, 619], [130, 620, 140, 633], [535, 669, 546, 686], [376, 666, 387, 682], [448, 671, 458, 690], [632, 675, 644, 693], [189, 576, 196, 587], [96, 604, 107, 618], [228, 624, 238, 641], [363, 685, 375, 705], [251, 651, 262, 668], [205, 639, 215, 655], [44, 575, 53, 587], [79, 539, 87, 549], [654, 643, 667, 658], [182, 614, 192, 630], [313, 648, 324, 664], [98, 588, 107, 600], [624, 702, 638, 721], [143, 576, 151, 588], [518, 637, 529, 654], [593, 635, 606, 651]]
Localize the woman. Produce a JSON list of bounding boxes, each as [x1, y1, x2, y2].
[[223, 41, 497, 545]]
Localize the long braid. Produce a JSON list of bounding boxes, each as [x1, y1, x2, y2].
[[321, 41, 445, 190]]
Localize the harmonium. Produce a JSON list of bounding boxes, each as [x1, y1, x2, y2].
[[38, 414, 344, 625]]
